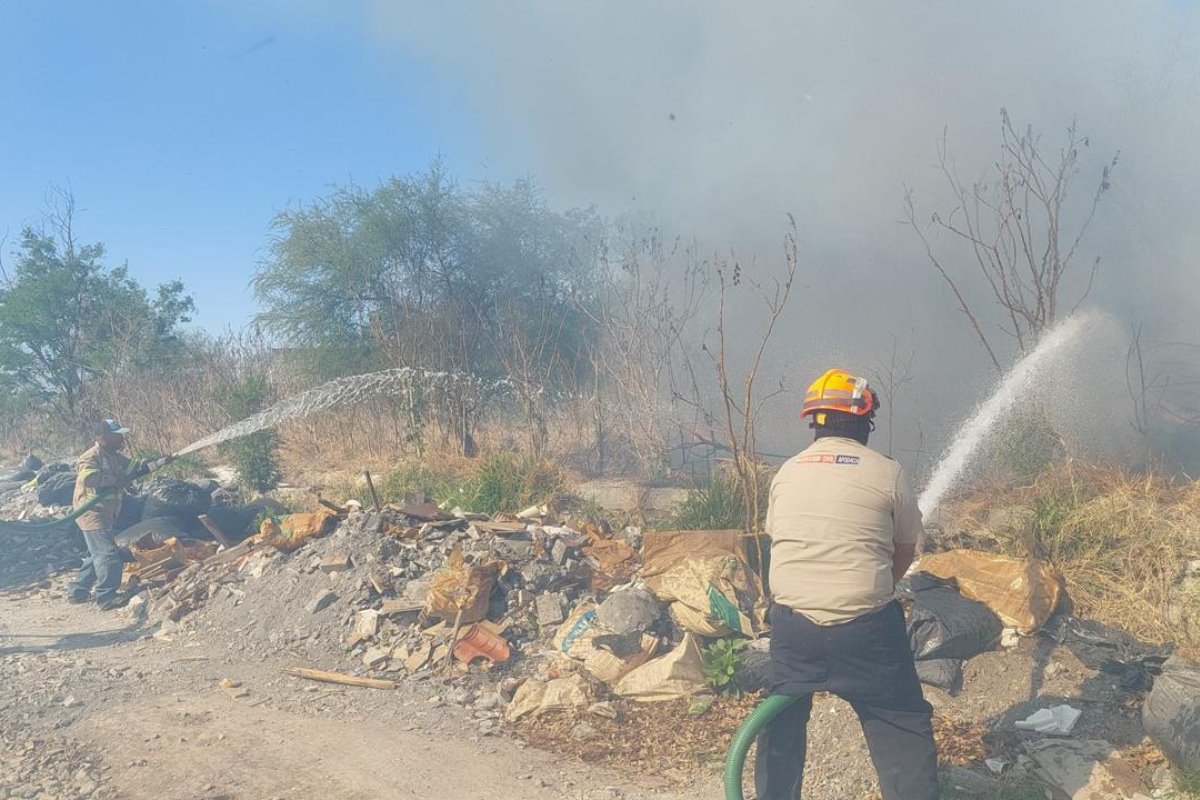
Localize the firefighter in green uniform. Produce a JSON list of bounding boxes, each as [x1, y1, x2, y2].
[[67, 420, 171, 609]]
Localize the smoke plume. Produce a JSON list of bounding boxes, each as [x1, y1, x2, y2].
[[270, 1, 1200, 471]]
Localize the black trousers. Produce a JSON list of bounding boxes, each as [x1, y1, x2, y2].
[[755, 601, 939, 800]]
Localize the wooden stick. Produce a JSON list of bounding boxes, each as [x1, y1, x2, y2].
[[132, 553, 176, 573], [318, 498, 347, 515], [442, 608, 466, 671], [197, 514, 234, 549], [134, 563, 182, 582], [281, 667, 395, 690], [363, 471, 382, 513]]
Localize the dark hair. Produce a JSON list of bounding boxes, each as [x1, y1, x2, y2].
[[811, 409, 873, 445]]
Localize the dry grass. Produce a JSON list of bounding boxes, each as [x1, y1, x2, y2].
[[958, 463, 1200, 656], [275, 399, 599, 479]]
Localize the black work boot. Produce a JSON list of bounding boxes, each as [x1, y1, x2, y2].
[[97, 594, 130, 611]]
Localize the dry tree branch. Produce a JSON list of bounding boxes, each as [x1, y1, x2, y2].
[[905, 110, 1115, 371], [869, 336, 917, 458], [903, 186, 1003, 371]]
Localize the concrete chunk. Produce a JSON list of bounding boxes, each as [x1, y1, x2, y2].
[[306, 590, 338, 614], [362, 646, 389, 668], [536, 592, 567, 626], [319, 554, 353, 573], [353, 609, 380, 640]]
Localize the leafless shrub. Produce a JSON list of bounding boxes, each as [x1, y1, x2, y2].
[[905, 109, 1118, 370]]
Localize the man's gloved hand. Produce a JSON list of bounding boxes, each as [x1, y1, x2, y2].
[[127, 454, 174, 482], [148, 454, 177, 472]]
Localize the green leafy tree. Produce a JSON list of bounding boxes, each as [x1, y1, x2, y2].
[[0, 195, 194, 420], [219, 373, 282, 493], [253, 160, 602, 454], [254, 160, 600, 385]]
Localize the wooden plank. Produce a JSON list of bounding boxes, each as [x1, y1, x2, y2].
[[281, 667, 395, 690], [202, 538, 255, 567], [131, 553, 177, 573], [379, 599, 424, 617], [477, 619, 511, 636], [197, 514, 234, 549], [135, 563, 184, 582], [396, 501, 453, 522], [472, 520, 530, 535]]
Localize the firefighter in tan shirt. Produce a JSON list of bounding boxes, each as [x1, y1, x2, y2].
[[757, 369, 937, 800]]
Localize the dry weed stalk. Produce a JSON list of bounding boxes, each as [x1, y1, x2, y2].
[[698, 218, 799, 536]]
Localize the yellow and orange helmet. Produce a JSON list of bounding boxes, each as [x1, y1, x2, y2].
[[800, 368, 878, 426]]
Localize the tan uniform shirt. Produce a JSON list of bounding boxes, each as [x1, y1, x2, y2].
[[766, 437, 923, 625], [73, 444, 131, 532]]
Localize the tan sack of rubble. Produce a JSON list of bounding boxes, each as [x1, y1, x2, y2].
[[505, 673, 591, 721], [613, 633, 707, 702], [424, 547, 502, 625], [918, 549, 1062, 634]]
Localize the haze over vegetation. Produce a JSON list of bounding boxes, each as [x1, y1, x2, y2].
[[3, 0, 1198, 486]]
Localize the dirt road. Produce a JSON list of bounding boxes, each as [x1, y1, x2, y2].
[[1, 586, 713, 800], [3, 572, 1158, 800]]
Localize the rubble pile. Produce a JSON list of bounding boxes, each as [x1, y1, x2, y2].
[[0, 465, 72, 524], [0, 466, 85, 593], [174, 500, 658, 685], [59, 488, 1195, 797], [124, 496, 778, 746]]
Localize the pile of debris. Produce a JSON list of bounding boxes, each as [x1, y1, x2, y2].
[[139, 497, 769, 714], [0, 457, 75, 523], [890, 542, 1200, 799], [1, 458, 87, 593], [125, 489, 1200, 794]]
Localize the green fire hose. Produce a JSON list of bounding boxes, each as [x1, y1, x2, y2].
[[0, 491, 107, 532], [723, 694, 803, 800]]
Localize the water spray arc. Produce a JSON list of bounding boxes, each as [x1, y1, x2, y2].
[[917, 312, 1096, 516], [175, 368, 510, 457]]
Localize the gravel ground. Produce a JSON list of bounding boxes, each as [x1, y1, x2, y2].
[[2, 576, 1169, 800], [0, 582, 708, 800], [0, 490, 1169, 800]]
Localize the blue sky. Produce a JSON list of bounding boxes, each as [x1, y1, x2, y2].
[[3, 1, 1197, 344], [0, 2, 488, 331]]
